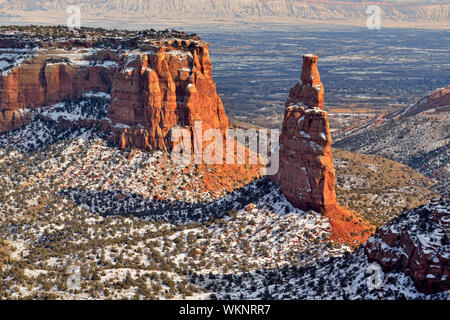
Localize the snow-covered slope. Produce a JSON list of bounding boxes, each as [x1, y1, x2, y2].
[[335, 86, 450, 196], [193, 199, 450, 299], [0, 85, 448, 300], [0, 98, 350, 299]]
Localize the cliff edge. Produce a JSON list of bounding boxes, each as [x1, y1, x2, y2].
[[0, 27, 228, 151]]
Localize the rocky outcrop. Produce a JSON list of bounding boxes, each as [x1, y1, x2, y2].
[[286, 54, 324, 110], [0, 52, 114, 131], [365, 199, 450, 294], [107, 42, 228, 151], [0, 29, 228, 151], [274, 55, 375, 246], [274, 54, 336, 212], [0, 108, 34, 132]]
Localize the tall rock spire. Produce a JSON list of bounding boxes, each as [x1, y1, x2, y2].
[[274, 54, 336, 212], [286, 54, 324, 110]]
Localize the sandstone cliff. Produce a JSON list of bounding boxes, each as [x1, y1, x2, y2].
[[0, 28, 228, 151], [0, 51, 114, 131], [107, 42, 228, 151]]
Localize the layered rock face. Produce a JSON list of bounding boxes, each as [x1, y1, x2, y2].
[[0, 51, 114, 131], [274, 54, 336, 212], [0, 28, 228, 151], [365, 199, 449, 294], [107, 42, 228, 150], [286, 54, 324, 110]]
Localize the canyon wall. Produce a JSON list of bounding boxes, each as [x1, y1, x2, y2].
[[0, 52, 114, 131], [0, 38, 228, 150], [274, 54, 336, 212]]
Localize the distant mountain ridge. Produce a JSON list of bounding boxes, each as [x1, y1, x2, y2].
[[0, 0, 449, 26]]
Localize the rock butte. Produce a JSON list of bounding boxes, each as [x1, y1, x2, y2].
[[0, 31, 228, 150], [0, 28, 262, 200], [108, 43, 229, 151]]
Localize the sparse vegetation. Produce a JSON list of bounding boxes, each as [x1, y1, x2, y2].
[[333, 148, 439, 227]]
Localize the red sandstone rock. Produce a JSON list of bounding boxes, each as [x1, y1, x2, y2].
[[365, 199, 450, 294], [0, 40, 228, 152], [0, 52, 114, 131], [274, 54, 336, 212], [107, 43, 228, 151], [286, 54, 324, 110]]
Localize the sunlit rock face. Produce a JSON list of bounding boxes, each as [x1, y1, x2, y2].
[[107, 42, 228, 151], [274, 54, 336, 212], [0, 29, 228, 151]]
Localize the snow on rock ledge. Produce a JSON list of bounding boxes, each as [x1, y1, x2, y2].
[[365, 198, 450, 294]]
